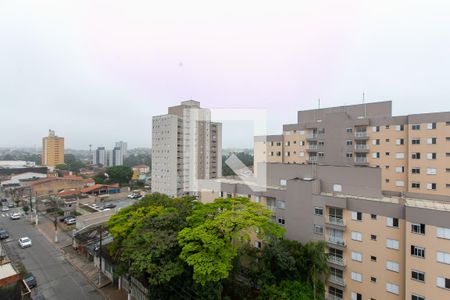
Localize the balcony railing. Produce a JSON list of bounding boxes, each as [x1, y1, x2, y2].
[[354, 132, 368, 138], [328, 294, 343, 300], [354, 144, 368, 150], [327, 216, 345, 226], [354, 157, 368, 164], [308, 145, 318, 150], [327, 255, 345, 266], [327, 236, 346, 247], [328, 275, 345, 287]]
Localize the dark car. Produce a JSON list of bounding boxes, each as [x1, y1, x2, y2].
[[103, 203, 116, 209], [0, 229, 9, 240], [31, 295, 45, 300], [24, 273, 37, 288], [1, 198, 7, 203]]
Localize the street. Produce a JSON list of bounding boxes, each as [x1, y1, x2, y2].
[[0, 209, 103, 300]]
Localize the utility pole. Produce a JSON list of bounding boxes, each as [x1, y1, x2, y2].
[[54, 216, 58, 243], [98, 225, 102, 286]]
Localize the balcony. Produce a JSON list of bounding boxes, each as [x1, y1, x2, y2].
[[354, 144, 369, 152], [306, 144, 319, 152], [326, 216, 345, 227], [328, 275, 345, 287], [354, 157, 368, 165], [307, 156, 318, 164], [327, 237, 346, 247], [354, 131, 368, 140], [306, 133, 323, 141], [327, 255, 345, 267]]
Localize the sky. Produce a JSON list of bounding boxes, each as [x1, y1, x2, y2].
[[1, 1, 449, 150]]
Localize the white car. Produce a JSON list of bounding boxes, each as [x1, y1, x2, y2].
[[19, 237, 32, 248], [2, 206, 9, 212], [10, 213, 21, 220]]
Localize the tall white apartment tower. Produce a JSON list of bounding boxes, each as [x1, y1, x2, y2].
[[151, 100, 222, 197]]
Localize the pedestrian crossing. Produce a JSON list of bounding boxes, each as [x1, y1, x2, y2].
[[1, 212, 23, 218]]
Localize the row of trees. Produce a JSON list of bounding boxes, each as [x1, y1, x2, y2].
[[93, 165, 133, 185], [108, 194, 329, 299]]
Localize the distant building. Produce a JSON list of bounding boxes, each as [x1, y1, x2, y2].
[[132, 164, 150, 181], [107, 147, 123, 167], [93, 147, 107, 166], [41, 130, 64, 167], [152, 100, 222, 197], [115, 141, 128, 157]]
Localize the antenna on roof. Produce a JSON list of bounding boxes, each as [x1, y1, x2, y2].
[[318, 98, 321, 109], [363, 92, 367, 118]]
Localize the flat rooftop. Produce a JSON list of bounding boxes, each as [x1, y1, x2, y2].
[[0, 263, 18, 280]]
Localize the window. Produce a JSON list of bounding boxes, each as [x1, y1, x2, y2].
[[351, 251, 362, 262], [426, 168, 437, 175], [395, 166, 405, 173], [280, 179, 287, 186], [346, 152, 353, 158], [386, 125, 390, 129], [371, 256, 377, 262], [333, 184, 342, 192], [387, 217, 399, 228], [427, 183, 437, 190], [412, 294, 425, 300], [371, 214, 377, 219], [412, 124, 420, 130], [346, 140, 353, 145], [436, 252, 450, 264], [427, 152, 437, 160], [396, 138, 404, 145], [351, 272, 363, 282], [386, 261, 400, 272], [314, 207, 323, 216], [395, 152, 405, 159], [386, 283, 399, 294], [427, 122, 436, 129], [386, 239, 399, 250], [437, 227, 450, 239], [396, 124, 404, 131], [411, 223, 425, 234], [277, 218, 285, 225], [412, 138, 421, 145], [411, 245, 425, 258], [412, 167, 420, 174], [255, 196, 261, 203], [371, 234, 377, 241], [352, 231, 362, 241], [352, 211, 362, 221], [412, 152, 421, 159], [276, 200, 286, 209], [385, 152, 390, 156], [437, 276, 450, 289], [372, 139, 380, 145], [412, 270, 425, 282], [313, 224, 323, 235], [346, 128, 353, 133], [427, 137, 437, 144], [318, 152, 324, 157], [372, 126, 380, 132], [351, 292, 362, 300], [371, 276, 377, 283], [372, 152, 380, 158], [411, 182, 420, 189]]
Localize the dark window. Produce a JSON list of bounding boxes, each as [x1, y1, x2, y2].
[[411, 182, 420, 189], [411, 245, 425, 258], [412, 167, 420, 174], [371, 214, 377, 219], [412, 152, 421, 159], [371, 234, 377, 241], [371, 256, 377, 262], [314, 207, 323, 216], [411, 223, 425, 234], [412, 295, 425, 300], [412, 138, 421, 145], [412, 124, 420, 130], [371, 276, 377, 283], [411, 270, 425, 282]]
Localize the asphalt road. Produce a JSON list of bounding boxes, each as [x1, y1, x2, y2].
[[0, 209, 103, 300]]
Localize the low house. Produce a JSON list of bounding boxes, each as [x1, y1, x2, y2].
[[81, 184, 121, 196], [0, 263, 21, 300]]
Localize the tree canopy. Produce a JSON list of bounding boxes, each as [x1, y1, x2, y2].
[[94, 165, 132, 185]]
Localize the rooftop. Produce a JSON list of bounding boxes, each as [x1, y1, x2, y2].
[[0, 263, 18, 280]]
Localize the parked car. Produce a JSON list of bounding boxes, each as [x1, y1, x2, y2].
[[103, 203, 116, 209], [31, 295, 45, 300], [7, 202, 14, 208], [10, 213, 21, 220], [64, 217, 76, 225], [18, 237, 32, 248], [0, 229, 9, 240], [1, 206, 9, 212], [23, 273, 37, 288], [1, 198, 7, 203]]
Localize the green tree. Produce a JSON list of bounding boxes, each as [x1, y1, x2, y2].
[[258, 280, 315, 300], [178, 197, 285, 285], [104, 166, 133, 184], [222, 152, 254, 176]]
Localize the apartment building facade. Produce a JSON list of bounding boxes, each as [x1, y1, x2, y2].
[[41, 129, 64, 167], [254, 101, 450, 197], [151, 100, 222, 197], [199, 163, 450, 300]]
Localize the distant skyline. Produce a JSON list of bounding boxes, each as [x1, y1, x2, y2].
[[1, 1, 450, 149]]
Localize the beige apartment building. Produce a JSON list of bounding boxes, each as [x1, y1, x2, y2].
[[41, 129, 64, 167], [255, 101, 450, 197], [151, 100, 222, 197], [199, 101, 449, 300]]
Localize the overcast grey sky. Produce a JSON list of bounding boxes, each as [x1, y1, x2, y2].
[[1, 1, 449, 150]]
